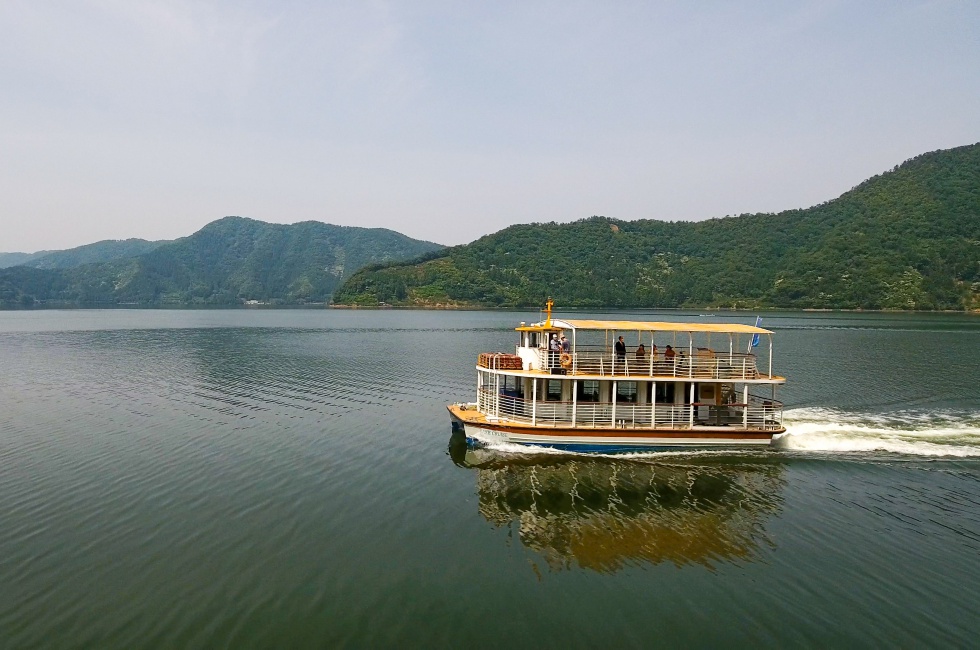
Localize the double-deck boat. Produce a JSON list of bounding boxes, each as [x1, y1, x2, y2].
[[447, 302, 786, 452]]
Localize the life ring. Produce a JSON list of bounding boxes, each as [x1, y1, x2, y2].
[[559, 353, 572, 368]]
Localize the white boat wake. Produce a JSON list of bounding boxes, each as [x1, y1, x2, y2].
[[775, 407, 980, 457], [470, 407, 980, 460]]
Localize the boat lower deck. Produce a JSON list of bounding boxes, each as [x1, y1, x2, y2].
[[448, 403, 780, 450]]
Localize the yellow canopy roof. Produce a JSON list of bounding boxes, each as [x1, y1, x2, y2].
[[546, 318, 772, 335]]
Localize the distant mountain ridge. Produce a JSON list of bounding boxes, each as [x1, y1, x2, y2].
[[0, 239, 166, 270], [0, 252, 38, 268], [333, 143, 980, 311], [0, 217, 443, 307]]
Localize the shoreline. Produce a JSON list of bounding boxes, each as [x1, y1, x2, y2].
[[2, 303, 975, 314]]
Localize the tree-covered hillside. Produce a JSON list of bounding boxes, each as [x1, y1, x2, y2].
[[0, 239, 164, 269], [334, 143, 980, 310], [23, 238, 166, 270], [0, 252, 40, 268], [0, 217, 442, 307]]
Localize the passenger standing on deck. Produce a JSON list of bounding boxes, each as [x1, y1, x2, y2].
[[664, 345, 676, 364], [615, 336, 626, 362], [560, 335, 570, 354], [550, 334, 561, 369]]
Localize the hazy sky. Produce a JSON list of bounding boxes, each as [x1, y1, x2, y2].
[[2, 1, 978, 252]]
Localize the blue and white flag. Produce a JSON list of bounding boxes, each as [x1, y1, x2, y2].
[[750, 316, 762, 348]]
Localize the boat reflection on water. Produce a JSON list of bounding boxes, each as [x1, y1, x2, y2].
[[449, 432, 784, 573]]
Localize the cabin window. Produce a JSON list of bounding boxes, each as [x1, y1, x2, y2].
[[577, 380, 600, 402], [720, 384, 737, 404], [617, 381, 638, 403], [651, 382, 675, 403], [546, 379, 563, 401], [501, 374, 523, 397]]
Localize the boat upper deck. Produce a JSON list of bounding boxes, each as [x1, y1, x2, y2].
[[478, 349, 784, 382], [498, 311, 781, 382]]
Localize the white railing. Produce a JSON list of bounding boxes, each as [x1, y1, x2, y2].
[[566, 349, 761, 379], [747, 393, 783, 428], [477, 389, 782, 430], [515, 346, 766, 380]]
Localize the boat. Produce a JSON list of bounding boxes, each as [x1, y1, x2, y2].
[[447, 301, 786, 451]]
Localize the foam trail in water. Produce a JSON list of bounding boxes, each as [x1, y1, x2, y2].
[[479, 408, 980, 459], [776, 407, 980, 457]]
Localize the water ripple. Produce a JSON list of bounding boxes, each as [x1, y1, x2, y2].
[[1, 310, 979, 648]]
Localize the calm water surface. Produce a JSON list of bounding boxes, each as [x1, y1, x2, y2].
[[1, 309, 978, 648]]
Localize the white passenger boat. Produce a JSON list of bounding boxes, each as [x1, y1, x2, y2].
[[447, 302, 786, 452]]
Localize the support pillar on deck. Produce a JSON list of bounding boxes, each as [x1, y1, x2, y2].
[[689, 382, 695, 428], [743, 384, 749, 428], [611, 381, 617, 427], [572, 379, 578, 426], [532, 379, 537, 426]]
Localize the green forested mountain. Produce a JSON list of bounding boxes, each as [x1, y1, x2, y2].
[[334, 143, 980, 311], [0, 217, 442, 307], [0, 238, 166, 270], [0, 252, 40, 268]]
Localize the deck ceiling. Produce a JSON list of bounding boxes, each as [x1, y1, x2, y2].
[[550, 319, 773, 335]]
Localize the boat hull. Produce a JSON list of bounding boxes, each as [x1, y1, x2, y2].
[[448, 404, 780, 452]]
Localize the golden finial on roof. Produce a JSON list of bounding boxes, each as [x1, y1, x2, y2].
[[545, 298, 553, 327]]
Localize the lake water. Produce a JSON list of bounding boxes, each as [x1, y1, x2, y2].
[[1, 309, 978, 648]]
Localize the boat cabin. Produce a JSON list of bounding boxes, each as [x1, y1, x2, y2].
[[474, 313, 784, 432]]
